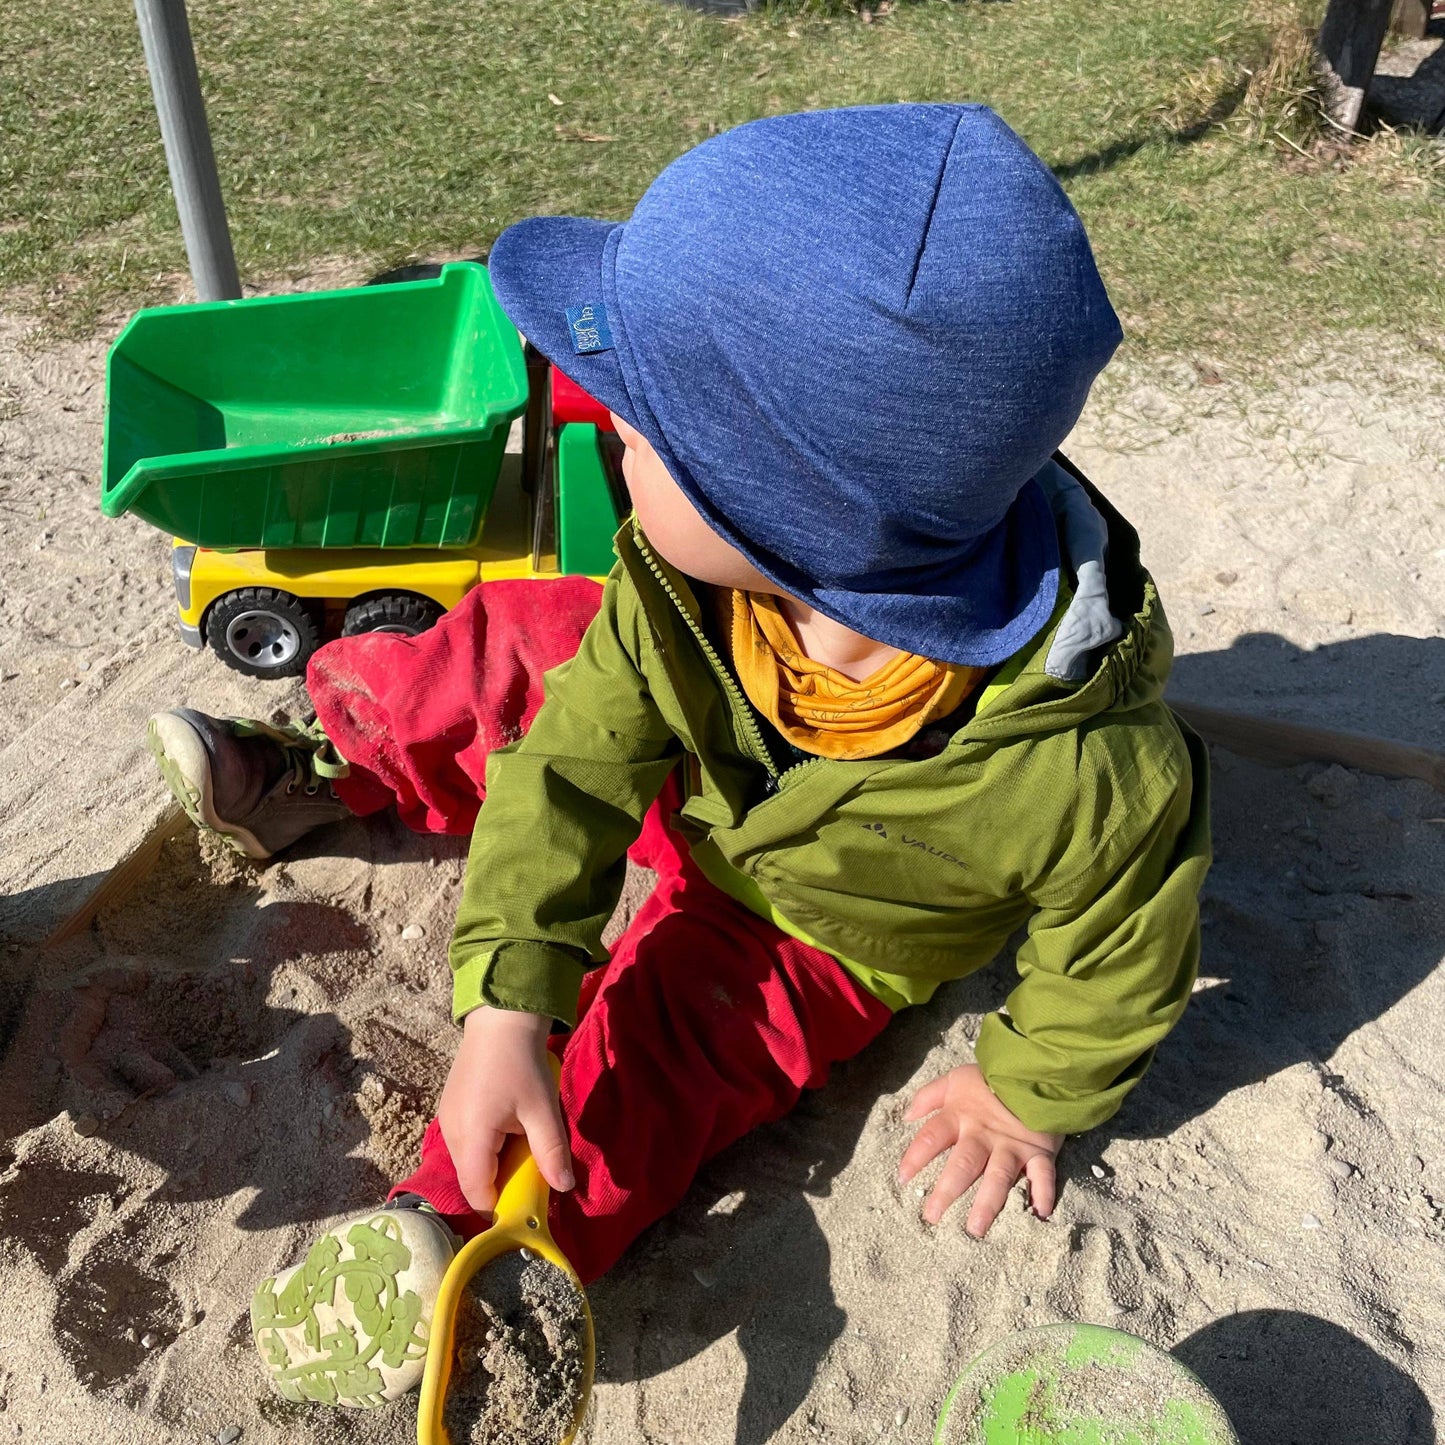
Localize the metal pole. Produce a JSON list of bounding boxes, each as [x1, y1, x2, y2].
[[134, 0, 241, 300]]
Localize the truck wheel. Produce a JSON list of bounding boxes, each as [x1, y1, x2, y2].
[[205, 588, 319, 679], [341, 594, 444, 638]]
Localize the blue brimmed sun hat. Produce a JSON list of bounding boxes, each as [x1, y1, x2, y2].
[[488, 103, 1122, 666]]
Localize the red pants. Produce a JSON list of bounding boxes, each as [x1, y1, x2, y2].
[[308, 580, 892, 1283]]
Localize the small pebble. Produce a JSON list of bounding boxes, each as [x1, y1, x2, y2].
[[78, 660, 91, 672], [59, 678, 75, 691], [223, 1082, 252, 1108], [218, 1427, 242, 1445], [123, 1326, 137, 1343], [323, 1100, 336, 1120], [1215, 570, 1238, 586], [181, 1309, 201, 1331], [894, 1405, 910, 1428], [1090, 1164, 1107, 1180], [1302, 1212, 1322, 1230], [400, 923, 425, 942], [72, 1113, 100, 1138], [692, 1266, 718, 1288], [1324, 1157, 1355, 1181], [141, 1331, 160, 1349], [1307, 765, 1358, 810], [520, 1246, 536, 1262]]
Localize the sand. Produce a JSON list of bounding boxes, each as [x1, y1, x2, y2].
[[1, 276, 1443, 1445], [444, 1252, 586, 1445]]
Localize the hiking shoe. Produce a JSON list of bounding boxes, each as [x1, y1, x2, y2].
[[251, 1204, 459, 1408], [147, 708, 352, 860]]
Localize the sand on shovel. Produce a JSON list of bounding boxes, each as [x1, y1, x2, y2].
[[937, 1324, 1237, 1445], [443, 1251, 587, 1445]]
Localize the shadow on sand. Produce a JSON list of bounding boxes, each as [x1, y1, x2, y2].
[[1176, 1310, 1434, 1445]]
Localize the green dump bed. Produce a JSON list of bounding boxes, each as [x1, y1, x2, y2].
[[102, 263, 527, 550]]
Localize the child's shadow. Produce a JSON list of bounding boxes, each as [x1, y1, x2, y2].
[[586, 980, 999, 1445]]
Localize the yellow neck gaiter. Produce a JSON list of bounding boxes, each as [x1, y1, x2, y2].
[[723, 590, 986, 761]]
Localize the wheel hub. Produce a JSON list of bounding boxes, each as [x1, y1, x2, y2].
[[225, 609, 302, 667]]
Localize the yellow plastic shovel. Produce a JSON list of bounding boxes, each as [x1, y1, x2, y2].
[[417, 1058, 594, 1445]]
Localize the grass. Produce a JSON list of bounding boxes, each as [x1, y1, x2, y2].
[[1, 0, 1442, 367]]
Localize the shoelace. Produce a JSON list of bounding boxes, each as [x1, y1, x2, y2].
[[233, 718, 349, 798]]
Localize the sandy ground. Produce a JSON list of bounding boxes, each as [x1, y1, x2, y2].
[[1, 280, 1443, 1445]]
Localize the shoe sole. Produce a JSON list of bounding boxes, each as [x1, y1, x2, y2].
[[251, 1211, 452, 1409], [146, 713, 272, 861]]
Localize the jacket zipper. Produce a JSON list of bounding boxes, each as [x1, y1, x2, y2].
[[633, 528, 833, 793]]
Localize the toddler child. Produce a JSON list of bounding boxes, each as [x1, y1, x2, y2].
[[148, 103, 1210, 1410]]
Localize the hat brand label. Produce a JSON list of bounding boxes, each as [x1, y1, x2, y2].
[[565, 302, 614, 354]]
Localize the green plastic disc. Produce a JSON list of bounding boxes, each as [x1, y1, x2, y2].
[[934, 1323, 1238, 1445]]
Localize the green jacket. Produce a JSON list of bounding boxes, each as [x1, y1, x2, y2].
[[449, 488, 1211, 1135]]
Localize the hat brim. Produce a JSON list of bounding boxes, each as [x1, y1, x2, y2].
[[488, 214, 1061, 669], [803, 475, 1062, 667], [487, 216, 641, 431]]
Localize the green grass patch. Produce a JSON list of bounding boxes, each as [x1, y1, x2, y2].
[[2, 0, 1442, 365]]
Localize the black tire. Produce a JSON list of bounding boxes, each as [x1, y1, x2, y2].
[[205, 587, 320, 679], [341, 593, 444, 638]]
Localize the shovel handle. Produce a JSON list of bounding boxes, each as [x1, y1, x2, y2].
[[490, 1050, 564, 1229]]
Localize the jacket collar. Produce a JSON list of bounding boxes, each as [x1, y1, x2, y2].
[[612, 475, 1169, 744]]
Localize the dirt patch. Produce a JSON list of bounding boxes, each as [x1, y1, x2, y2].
[[445, 1252, 587, 1445]]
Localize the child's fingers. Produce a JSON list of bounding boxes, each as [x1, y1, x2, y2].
[[519, 1096, 576, 1194], [921, 1135, 989, 1225], [452, 1125, 506, 1216], [964, 1154, 1024, 1238], [897, 1114, 958, 1184], [903, 1075, 949, 1122], [1023, 1151, 1057, 1219]]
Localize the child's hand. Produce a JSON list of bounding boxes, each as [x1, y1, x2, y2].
[[437, 1006, 575, 1216], [898, 1064, 1062, 1238]]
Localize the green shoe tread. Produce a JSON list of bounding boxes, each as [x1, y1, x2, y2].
[[250, 1215, 432, 1410]]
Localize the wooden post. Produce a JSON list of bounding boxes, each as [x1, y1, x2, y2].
[[1317, 0, 1396, 132], [1169, 701, 1445, 793]]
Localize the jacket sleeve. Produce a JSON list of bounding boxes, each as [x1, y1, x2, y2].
[[448, 571, 682, 1026], [974, 724, 1211, 1135]]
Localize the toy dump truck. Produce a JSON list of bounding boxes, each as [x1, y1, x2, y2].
[[101, 262, 626, 677]]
